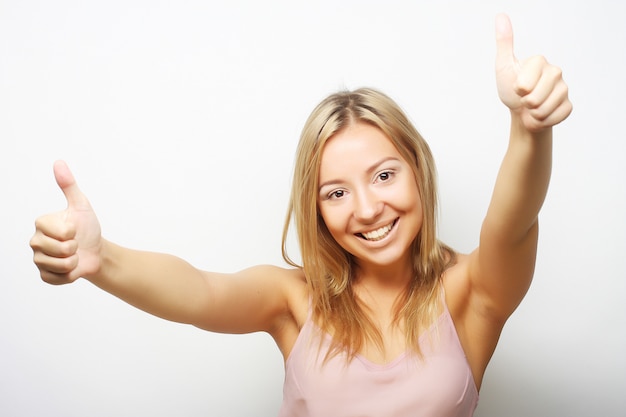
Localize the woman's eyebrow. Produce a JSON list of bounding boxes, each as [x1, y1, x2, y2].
[[364, 156, 400, 175]]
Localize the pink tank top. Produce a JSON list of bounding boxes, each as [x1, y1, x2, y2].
[[278, 301, 478, 417]]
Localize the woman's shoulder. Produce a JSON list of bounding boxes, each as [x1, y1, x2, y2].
[[441, 252, 473, 315], [254, 264, 307, 294], [232, 263, 305, 286], [247, 264, 309, 323], [281, 267, 310, 326]]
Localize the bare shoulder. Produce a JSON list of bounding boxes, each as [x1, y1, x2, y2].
[[240, 263, 306, 288], [250, 264, 309, 324], [245, 264, 309, 320], [442, 252, 473, 315]]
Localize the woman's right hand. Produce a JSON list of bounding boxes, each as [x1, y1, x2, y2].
[[30, 161, 103, 284]]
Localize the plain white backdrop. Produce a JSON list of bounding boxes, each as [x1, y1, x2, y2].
[[1, 1, 625, 416]]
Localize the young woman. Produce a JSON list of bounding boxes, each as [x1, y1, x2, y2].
[[30, 14, 571, 417]]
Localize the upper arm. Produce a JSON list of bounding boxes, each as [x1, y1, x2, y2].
[[467, 219, 539, 322], [191, 265, 306, 335]]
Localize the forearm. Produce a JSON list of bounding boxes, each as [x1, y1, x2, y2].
[[86, 240, 211, 325], [483, 114, 553, 243]]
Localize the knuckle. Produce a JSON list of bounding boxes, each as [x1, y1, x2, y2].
[[34, 214, 75, 240], [557, 81, 569, 98], [40, 271, 67, 285], [548, 65, 563, 79], [59, 255, 78, 272], [531, 55, 548, 65], [529, 108, 548, 122], [40, 271, 55, 284], [59, 240, 78, 257], [33, 216, 47, 232], [32, 251, 42, 267], [29, 234, 41, 251], [522, 55, 547, 71], [521, 95, 541, 109]]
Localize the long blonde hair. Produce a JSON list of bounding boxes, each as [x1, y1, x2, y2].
[[282, 88, 455, 360]]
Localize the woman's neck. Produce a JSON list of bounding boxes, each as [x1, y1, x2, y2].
[[353, 259, 413, 290]]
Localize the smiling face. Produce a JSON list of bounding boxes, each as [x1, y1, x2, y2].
[[317, 122, 423, 274]]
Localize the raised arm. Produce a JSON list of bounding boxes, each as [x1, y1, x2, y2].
[[468, 14, 572, 321], [30, 161, 300, 335]]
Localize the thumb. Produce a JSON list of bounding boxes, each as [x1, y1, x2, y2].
[[53, 160, 91, 210], [495, 13, 516, 69]]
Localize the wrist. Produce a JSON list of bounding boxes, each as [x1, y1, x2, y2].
[[510, 111, 553, 142], [84, 238, 112, 283]]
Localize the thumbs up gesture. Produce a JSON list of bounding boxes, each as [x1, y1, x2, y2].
[[495, 14, 572, 132], [30, 161, 103, 284]]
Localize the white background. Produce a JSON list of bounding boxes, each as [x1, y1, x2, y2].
[[1, 1, 625, 416]]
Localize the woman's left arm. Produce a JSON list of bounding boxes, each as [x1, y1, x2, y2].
[[468, 14, 572, 321]]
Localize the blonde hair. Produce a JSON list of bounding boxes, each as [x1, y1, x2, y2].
[[282, 88, 455, 360]]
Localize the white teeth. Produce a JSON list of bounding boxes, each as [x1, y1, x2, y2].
[[361, 222, 393, 241]]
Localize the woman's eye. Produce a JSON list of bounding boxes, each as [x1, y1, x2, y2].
[[377, 171, 393, 182], [329, 190, 345, 199]]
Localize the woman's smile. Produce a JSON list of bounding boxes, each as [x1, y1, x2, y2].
[[357, 218, 398, 242]]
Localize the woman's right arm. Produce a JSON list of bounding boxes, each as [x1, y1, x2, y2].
[[30, 161, 300, 335]]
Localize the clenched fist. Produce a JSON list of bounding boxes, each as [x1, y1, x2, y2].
[[30, 161, 103, 284]]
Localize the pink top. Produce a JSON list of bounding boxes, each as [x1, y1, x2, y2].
[[278, 301, 479, 417]]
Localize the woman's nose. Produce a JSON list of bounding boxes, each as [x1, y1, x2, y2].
[[353, 188, 383, 222]]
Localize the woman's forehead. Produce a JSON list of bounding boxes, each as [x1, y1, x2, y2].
[[318, 123, 405, 181]]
